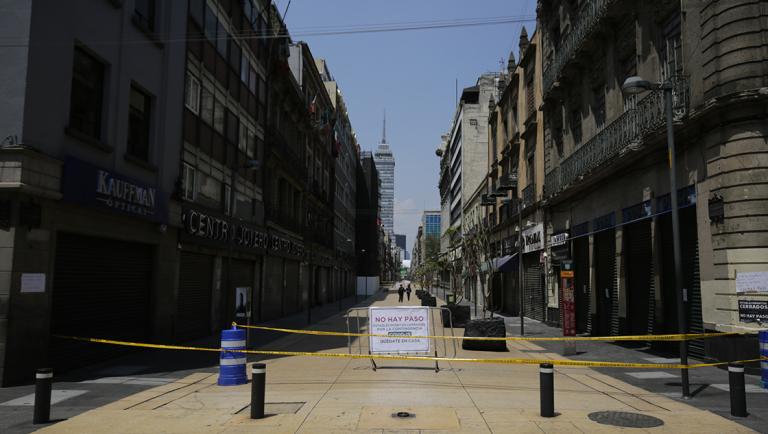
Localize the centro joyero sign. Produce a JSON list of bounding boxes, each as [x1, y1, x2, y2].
[[369, 307, 430, 354]]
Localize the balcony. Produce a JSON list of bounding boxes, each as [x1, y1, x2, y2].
[[543, 0, 617, 95], [544, 76, 689, 199], [522, 184, 535, 208]]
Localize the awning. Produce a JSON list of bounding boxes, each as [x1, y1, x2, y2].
[[482, 253, 519, 273]]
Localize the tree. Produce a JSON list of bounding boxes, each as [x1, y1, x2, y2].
[[463, 219, 495, 318]]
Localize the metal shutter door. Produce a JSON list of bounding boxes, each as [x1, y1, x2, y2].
[[625, 222, 653, 335], [524, 256, 544, 322], [51, 233, 152, 371], [177, 252, 213, 341]]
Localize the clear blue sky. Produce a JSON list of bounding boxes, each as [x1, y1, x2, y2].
[[280, 0, 537, 252]]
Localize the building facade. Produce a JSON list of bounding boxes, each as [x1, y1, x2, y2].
[[0, 0, 187, 385], [483, 28, 547, 321], [0, 0, 363, 386], [356, 152, 381, 295], [373, 122, 395, 241], [437, 74, 502, 298], [316, 59, 358, 301], [538, 0, 768, 359]]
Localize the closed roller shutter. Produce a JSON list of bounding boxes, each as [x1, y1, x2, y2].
[[177, 252, 213, 341], [523, 255, 544, 322], [573, 237, 590, 334], [625, 222, 653, 336], [51, 233, 153, 371], [593, 230, 616, 336], [283, 260, 300, 315]]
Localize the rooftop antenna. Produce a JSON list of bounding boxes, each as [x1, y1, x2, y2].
[[381, 109, 387, 144]]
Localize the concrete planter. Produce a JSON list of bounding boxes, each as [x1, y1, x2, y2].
[[441, 304, 471, 328], [462, 318, 507, 351]]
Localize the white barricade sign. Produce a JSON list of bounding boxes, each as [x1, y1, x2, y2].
[[369, 307, 430, 354]]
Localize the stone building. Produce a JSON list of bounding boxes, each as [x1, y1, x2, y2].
[[484, 28, 547, 321], [538, 0, 768, 359]]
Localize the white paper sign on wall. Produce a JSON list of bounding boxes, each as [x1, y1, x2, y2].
[[20, 273, 46, 293], [369, 307, 430, 354], [736, 271, 768, 293]]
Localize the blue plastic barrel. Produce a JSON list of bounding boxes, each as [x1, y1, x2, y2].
[[218, 326, 247, 386], [760, 330, 767, 389]]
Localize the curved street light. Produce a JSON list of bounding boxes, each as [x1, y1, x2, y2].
[[622, 75, 690, 399]]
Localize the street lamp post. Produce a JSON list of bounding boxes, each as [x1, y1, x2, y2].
[[622, 76, 690, 398], [518, 200, 525, 337]]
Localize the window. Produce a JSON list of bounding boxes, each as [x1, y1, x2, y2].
[[216, 20, 227, 57], [69, 46, 105, 140], [229, 39, 241, 73], [240, 55, 249, 84], [128, 85, 152, 161], [592, 85, 606, 129], [200, 86, 214, 124], [185, 72, 200, 113], [204, 5, 217, 42], [569, 107, 582, 145], [247, 130, 256, 158], [134, 0, 156, 31], [226, 109, 238, 144], [224, 184, 232, 215], [182, 163, 197, 201], [213, 97, 225, 134]]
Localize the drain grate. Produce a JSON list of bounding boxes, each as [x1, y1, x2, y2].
[[393, 411, 414, 419], [588, 411, 664, 428]]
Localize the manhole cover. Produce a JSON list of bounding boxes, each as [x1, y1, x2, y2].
[[588, 411, 664, 428]]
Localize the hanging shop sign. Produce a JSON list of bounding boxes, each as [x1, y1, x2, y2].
[[62, 157, 167, 222], [369, 307, 430, 354], [550, 232, 569, 247], [738, 300, 768, 323], [522, 223, 544, 253]]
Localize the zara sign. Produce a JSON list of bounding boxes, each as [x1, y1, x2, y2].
[[522, 223, 544, 253]]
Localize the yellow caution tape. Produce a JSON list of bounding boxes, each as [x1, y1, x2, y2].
[[53, 335, 767, 370], [232, 323, 740, 342]]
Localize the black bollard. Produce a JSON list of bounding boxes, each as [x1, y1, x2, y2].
[[540, 363, 555, 417], [728, 363, 747, 417], [250, 363, 266, 419], [33, 368, 53, 424]]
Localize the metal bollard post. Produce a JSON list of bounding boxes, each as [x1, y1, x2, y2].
[[250, 363, 266, 419], [33, 368, 53, 424], [728, 363, 747, 417], [540, 363, 555, 417]]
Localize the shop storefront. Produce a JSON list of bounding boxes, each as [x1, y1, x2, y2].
[[522, 223, 545, 322], [179, 207, 267, 334]]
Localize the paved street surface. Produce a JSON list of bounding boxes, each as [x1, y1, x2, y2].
[[0, 297, 360, 434], [2, 282, 759, 433]]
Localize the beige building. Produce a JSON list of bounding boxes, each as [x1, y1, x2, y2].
[[484, 28, 548, 321], [538, 0, 768, 360]]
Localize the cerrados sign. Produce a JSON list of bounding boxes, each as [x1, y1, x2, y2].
[[181, 208, 304, 258], [369, 307, 430, 354], [62, 157, 167, 222]]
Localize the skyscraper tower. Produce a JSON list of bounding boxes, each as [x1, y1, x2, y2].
[[373, 111, 395, 241]]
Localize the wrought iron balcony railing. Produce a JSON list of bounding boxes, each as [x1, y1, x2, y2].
[[522, 183, 535, 207], [542, 0, 617, 95], [544, 76, 689, 199]]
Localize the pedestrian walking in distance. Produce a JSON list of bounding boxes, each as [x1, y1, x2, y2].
[[406, 284, 412, 301], [397, 285, 405, 303]]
